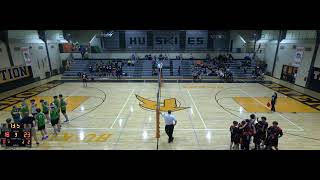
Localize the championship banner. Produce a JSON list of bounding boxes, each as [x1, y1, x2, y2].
[[21, 47, 32, 66], [292, 47, 304, 67], [0, 65, 30, 84]]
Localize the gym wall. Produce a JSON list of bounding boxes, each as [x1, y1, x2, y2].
[[8, 39, 49, 79], [229, 31, 246, 52], [86, 52, 248, 60], [7, 30, 67, 80], [65, 30, 103, 45], [0, 40, 11, 68], [261, 30, 317, 87], [46, 30, 68, 74], [277, 40, 315, 87], [314, 47, 320, 68]]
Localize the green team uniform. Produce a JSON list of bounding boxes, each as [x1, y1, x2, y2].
[[60, 99, 67, 113], [35, 112, 46, 130], [50, 107, 59, 126], [42, 102, 49, 114], [53, 99, 60, 112], [20, 104, 29, 117]]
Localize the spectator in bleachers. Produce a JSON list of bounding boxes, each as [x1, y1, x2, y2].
[[128, 59, 132, 66], [152, 68, 156, 76], [89, 65, 93, 73], [116, 68, 122, 80], [192, 71, 198, 81], [118, 61, 122, 68], [218, 69, 225, 79], [190, 54, 194, 60], [103, 64, 107, 74], [206, 53, 211, 61], [228, 53, 234, 60], [80, 46, 87, 59], [107, 64, 112, 76]]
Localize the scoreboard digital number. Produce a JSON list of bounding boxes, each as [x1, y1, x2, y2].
[[1, 123, 32, 148]]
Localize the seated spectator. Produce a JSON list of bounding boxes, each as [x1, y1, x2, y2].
[[228, 53, 234, 60], [103, 64, 107, 73], [152, 68, 157, 76], [89, 65, 93, 73], [219, 69, 225, 79], [244, 55, 251, 60], [107, 65, 112, 76], [116, 68, 122, 79], [192, 72, 198, 80], [206, 54, 211, 60]]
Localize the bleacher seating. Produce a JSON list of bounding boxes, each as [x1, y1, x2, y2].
[[62, 58, 258, 79]]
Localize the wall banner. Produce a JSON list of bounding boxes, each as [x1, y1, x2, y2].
[[292, 47, 304, 67], [0, 65, 30, 84], [21, 47, 32, 66]]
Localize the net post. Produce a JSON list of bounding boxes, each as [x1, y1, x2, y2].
[[156, 66, 162, 150]]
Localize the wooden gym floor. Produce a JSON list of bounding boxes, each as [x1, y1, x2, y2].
[[0, 75, 320, 150]]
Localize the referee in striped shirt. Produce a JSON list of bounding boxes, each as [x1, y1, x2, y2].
[[161, 110, 177, 143]]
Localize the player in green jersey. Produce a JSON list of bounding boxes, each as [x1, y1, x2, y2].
[[53, 96, 61, 130], [59, 94, 69, 123], [50, 103, 60, 135], [35, 108, 48, 140], [40, 99, 50, 124], [20, 99, 29, 118]]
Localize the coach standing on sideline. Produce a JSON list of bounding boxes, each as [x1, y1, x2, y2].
[[271, 92, 278, 112], [161, 110, 177, 143]]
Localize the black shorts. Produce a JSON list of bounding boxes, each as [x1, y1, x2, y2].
[[38, 125, 45, 131], [271, 138, 279, 147], [231, 134, 235, 142], [43, 111, 49, 115], [82, 79, 87, 82], [51, 119, 59, 126], [61, 109, 66, 114], [253, 134, 261, 144], [32, 113, 37, 117], [231, 134, 240, 144], [260, 133, 267, 141], [265, 137, 279, 147]]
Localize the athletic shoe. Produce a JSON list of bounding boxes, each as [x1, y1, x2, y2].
[[63, 120, 69, 123]]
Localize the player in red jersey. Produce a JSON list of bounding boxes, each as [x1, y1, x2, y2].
[[265, 121, 283, 150]]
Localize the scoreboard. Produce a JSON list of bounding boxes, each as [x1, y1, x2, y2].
[[1, 123, 32, 148]]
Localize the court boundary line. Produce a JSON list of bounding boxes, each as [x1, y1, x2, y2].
[[175, 82, 202, 148], [49, 127, 303, 132], [236, 85, 304, 132], [186, 89, 207, 129], [110, 89, 135, 129]]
